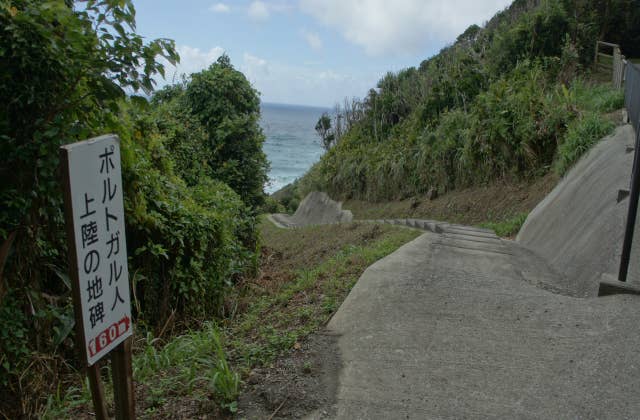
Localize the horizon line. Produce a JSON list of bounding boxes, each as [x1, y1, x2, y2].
[[261, 101, 331, 110]]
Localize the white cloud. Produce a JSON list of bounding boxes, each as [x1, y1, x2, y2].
[[299, 0, 512, 56], [154, 45, 367, 107], [209, 3, 230, 13], [158, 45, 225, 83], [240, 52, 374, 107], [302, 30, 323, 50], [242, 52, 270, 82], [248, 1, 270, 21], [243, 53, 268, 68], [246, 0, 294, 21], [318, 70, 343, 81]]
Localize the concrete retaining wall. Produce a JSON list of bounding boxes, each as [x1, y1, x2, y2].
[[517, 124, 640, 296]]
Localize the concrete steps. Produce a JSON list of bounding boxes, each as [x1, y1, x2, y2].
[[322, 224, 640, 419], [370, 218, 497, 237]]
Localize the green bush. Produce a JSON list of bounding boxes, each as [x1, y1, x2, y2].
[[571, 82, 625, 114], [488, 1, 569, 75], [301, 55, 624, 201], [270, 181, 304, 213], [0, 1, 178, 412], [460, 61, 566, 183], [0, 2, 260, 415], [0, 291, 30, 386], [408, 108, 470, 196], [118, 108, 253, 323], [304, 62, 577, 200], [150, 84, 210, 186], [185, 55, 269, 211], [260, 196, 285, 214], [481, 213, 529, 237], [555, 112, 615, 175]]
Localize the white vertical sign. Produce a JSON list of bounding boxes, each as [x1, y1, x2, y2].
[[62, 135, 132, 366]]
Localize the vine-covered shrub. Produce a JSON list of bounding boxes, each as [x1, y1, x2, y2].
[[0, 1, 263, 415], [0, 2, 176, 412], [186, 55, 269, 211], [117, 104, 254, 326]]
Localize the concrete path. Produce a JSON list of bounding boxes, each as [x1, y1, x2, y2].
[[319, 228, 640, 419], [274, 123, 640, 418]]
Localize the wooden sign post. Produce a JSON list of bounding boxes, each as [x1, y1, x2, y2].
[[60, 134, 135, 419]]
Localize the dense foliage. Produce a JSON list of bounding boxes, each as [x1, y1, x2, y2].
[[0, 1, 267, 415], [1, 1, 175, 402], [302, 0, 633, 201], [185, 55, 269, 210], [116, 101, 257, 326]]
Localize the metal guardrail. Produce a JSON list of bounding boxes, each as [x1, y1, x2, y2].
[[618, 61, 640, 282]]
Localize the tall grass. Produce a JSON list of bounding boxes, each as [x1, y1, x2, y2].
[[43, 324, 241, 417], [554, 112, 615, 175], [481, 213, 529, 237], [299, 68, 624, 202], [134, 324, 240, 413]]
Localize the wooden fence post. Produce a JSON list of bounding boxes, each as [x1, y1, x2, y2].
[[613, 47, 622, 88], [111, 337, 135, 420], [87, 363, 109, 420]]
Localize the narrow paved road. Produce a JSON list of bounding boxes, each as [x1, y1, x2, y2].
[[280, 124, 640, 419], [315, 224, 640, 419]]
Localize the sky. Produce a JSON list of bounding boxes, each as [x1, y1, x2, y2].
[[134, 0, 512, 107]]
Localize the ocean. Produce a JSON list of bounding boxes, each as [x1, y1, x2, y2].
[[260, 102, 328, 194]]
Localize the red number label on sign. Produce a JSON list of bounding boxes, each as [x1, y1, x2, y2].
[[87, 316, 131, 358]]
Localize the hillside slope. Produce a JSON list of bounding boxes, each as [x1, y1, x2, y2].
[[290, 0, 636, 204]]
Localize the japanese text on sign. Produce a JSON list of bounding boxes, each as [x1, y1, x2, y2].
[[62, 135, 132, 366]]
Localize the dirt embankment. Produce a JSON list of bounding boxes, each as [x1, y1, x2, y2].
[[342, 173, 559, 226]]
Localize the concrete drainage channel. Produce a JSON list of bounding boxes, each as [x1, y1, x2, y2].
[[268, 190, 497, 240], [363, 219, 513, 254], [270, 210, 507, 254]]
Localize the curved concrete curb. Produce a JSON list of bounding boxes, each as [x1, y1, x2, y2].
[[272, 191, 353, 228], [268, 212, 499, 239]]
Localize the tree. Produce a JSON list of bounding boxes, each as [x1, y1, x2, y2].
[[0, 0, 177, 408], [185, 55, 269, 210], [315, 112, 335, 151], [1, 0, 178, 275]]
